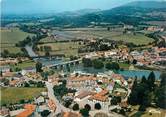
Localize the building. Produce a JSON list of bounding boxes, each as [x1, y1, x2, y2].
[[48, 99, 56, 112], [88, 89, 110, 110], [67, 75, 97, 90], [16, 104, 36, 117], [0, 107, 10, 117]]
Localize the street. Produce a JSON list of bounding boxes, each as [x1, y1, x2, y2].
[[45, 82, 70, 116]]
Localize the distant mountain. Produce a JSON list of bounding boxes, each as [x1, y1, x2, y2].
[[125, 1, 166, 9], [4, 1, 165, 27], [58, 9, 101, 16]]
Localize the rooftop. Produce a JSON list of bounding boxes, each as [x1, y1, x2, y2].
[[16, 104, 36, 117]]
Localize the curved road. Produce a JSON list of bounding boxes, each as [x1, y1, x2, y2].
[[46, 82, 70, 115]]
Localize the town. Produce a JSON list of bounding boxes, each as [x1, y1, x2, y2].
[[1, 0, 166, 117]]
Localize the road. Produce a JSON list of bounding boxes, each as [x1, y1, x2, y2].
[[25, 45, 38, 57], [46, 82, 70, 115]]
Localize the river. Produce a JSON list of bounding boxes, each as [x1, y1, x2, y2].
[[25, 45, 38, 57], [25, 45, 161, 80]]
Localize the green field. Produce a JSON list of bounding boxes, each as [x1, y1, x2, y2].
[[0, 87, 46, 105], [0, 28, 34, 53], [37, 41, 83, 57], [10, 60, 36, 71], [112, 34, 154, 45], [63, 29, 154, 45]]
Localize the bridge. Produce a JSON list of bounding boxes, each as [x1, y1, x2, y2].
[[43, 58, 82, 69]]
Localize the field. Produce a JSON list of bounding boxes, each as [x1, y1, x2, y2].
[[37, 41, 83, 57], [66, 29, 154, 45], [10, 60, 36, 71], [0, 28, 34, 53], [0, 87, 46, 105]]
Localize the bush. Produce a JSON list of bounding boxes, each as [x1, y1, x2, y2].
[[94, 103, 101, 110], [41, 110, 50, 117], [79, 108, 89, 117], [139, 105, 146, 111], [84, 104, 91, 111], [105, 62, 120, 70], [92, 59, 104, 69], [73, 103, 79, 111]]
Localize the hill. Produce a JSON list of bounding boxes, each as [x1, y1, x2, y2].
[[125, 1, 166, 9]]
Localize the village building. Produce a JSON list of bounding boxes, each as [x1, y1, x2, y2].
[[16, 104, 36, 117]]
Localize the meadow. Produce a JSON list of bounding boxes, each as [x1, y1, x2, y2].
[[61, 27, 154, 45], [0, 87, 46, 105], [0, 28, 34, 53], [37, 41, 83, 57], [10, 60, 36, 71]]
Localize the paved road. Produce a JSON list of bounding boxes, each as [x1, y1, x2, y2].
[[46, 82, 70, 115]]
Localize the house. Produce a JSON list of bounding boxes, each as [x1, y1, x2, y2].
[[16, 104, 36, 117], [0, 58, 18, 66], [0, 66, 10, 73], [35, 96, 45, 105], [75, 90, 94, 102], [2, 72, 15, 77], [48, 99, 56, 112], [113, 88, 128, 98], [67, 75, 97, 90], [9, 79, 20, 87], [104, 51, 117, 58], [88, 89, 110, 110], [21, 67, 36, 75], [0, 107, 10, 117], [62, 112, 81, 117]]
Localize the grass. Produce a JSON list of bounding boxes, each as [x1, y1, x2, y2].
[[37, 41, 83, 57], [10, 60, 36, 71], [0, 87, 46, 105], [119, 63, 130, 69], [112, 33, 154, 45], [0, 28, 34, 53], [63, 29, 154, 45], [129, 106, 166, 117]]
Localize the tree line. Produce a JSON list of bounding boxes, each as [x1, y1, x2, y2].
[[128, 72, 166, 111]]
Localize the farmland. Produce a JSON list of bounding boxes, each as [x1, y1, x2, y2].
[[37, 41, 83, 57], [0, 87, 46, 105], [64, 29, 154, 45], [0, 28, 34, 53], [10, 60, 36, 71]]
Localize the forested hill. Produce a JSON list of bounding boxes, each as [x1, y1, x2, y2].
[[2, 1, 166, 27]]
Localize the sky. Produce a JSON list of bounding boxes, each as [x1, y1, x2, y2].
[[1, 0, 165, 14]]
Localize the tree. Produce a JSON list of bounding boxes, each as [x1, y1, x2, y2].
[[107, 27, 110, 31], [45, 51, 50, 56], [82, 58, 92, 67], [94, 103, 101, 110], [92, 59, 104, 69], [139, 105, 146, 111], [64, 99, 72, 108], [132, 59, 137, 64], [147, 71, 155, 91], [2, 78, 9, 86], [105, 62, 120, 70], [84, 104, 91, 111], [79, 108, 89, 117], [36, 62, 43, 73], [111, 96, 121, 105], [141, 76, 147, 84], [41, 110, 50, 117], [0, 71, 2, 77], [73, 103, 79, 111], [24, 82, 30, 87], [159, 72, 166, 87], [53, 83, 68, 98], [155, 72, 166, 109]]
